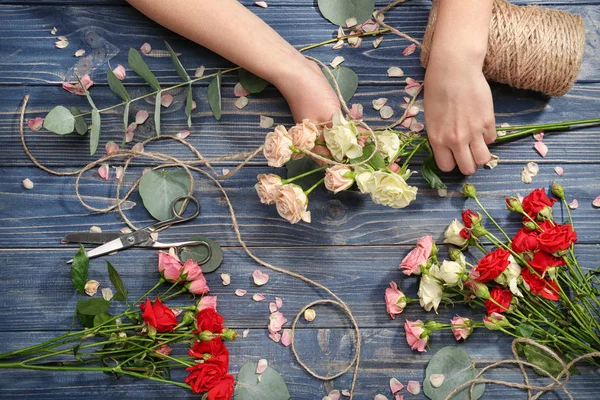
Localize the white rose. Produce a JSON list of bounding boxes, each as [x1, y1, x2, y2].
[[323, 112, 362, 161], [494, 255, 523, 297], [324, 165, 354, 193], [443, 219, 468, 247], [354, 166, 375, 194], [369, 171, 418, 209], [275, 183, 311, 224], [375, 130, 401, 161], [288, 119, 319, 159], [417, 274, 443, 312], [254, 174, 282, 205], [432, 259, 465, 287], [263, 125, 293, 167]]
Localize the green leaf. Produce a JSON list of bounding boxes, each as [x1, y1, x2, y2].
[[76, 298, 111, 315], [71, 245, 89, 294], [522, 343, 564, 378], [70, 106, 87, 136], [180, 236, 224, 273], [128, 48, 161, 91], [317, 0, 375, 27], [321, 66, 359, 103], [77, 312, 95, 328], [234, 363, 290, 400], [44, 106, 75, 135], [155, 91, 162, 136], [107, 261, 128, 302], [90, 109, 101, 155], [73, 343, 82, 361], [516, 323, 534, 338], [165, 41, 190, 82], [138, 169, 192, 221], [422, 155, 447, 190], [208, 71, 222, 120], [238, 69, 269, 94], [423, 346, 485, 400], [107, 65, 131, 102], [285, 157, 324, 190], [185, 84, 193, 128], [350, 142, 386, 170], [93, 312, 115, 327]]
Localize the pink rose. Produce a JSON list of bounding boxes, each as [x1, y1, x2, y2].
[[254, 174, 282, 205], [158, 251, 183, 282], [399, 235, 434, 276], [155, 344, 172, 357], [263, 125, 293, 167], [450, 316, 473, 341], [198, 296, 217, 311], [275, 184, 311, 224], [404, 319, 428, 352], [324, 165, 354, 194], [182, 259, 203, 281], [288, 119, 319, 159], [385, 281, 406, 319], [187, 275, 210, 295]]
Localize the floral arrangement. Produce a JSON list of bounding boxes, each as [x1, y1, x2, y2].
[[387, 183, 599, 374]]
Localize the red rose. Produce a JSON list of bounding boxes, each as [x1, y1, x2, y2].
[[538, 223, 577, 255], [485, 287, 512, 315], [521, 188, 556, 219], [528, 251, 565, 274], [472, 249, 511, 282], [511, 228, 538, 254], [195, 308, 225, 334], [461, 209, 481, 228], [207, 374, 235, 400], [521, 268, 561, 301], [184, 358, 228, 394], [189, 337, 228, 359], [139, 298, 178, 333]]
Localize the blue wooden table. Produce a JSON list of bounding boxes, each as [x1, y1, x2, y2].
[[1, 0, 599, 398]]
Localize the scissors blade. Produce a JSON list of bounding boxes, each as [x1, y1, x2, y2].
[[66, 237, 126, 264], [63, 232, 121, 245]]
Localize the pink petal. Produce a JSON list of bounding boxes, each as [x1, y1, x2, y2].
[[98, 164, 109, 180], [105, 141, 119, 155], [161, 94, 173, 108], [275, 297, 283, 309], [349, 103, 363, 120], [554, 166, 564, 176], [140, 42, 152, 55], [252, 293, 265, 302], [328, 390, 341, 400], [269, 332, 281, 342], [269, 302, 278, 313], [341, 390, 351, 397], [113, 64, 126, 80], [135, 110, 149, 125], [569, 199, 579, 209], [126, 124, 136, 143], [74, 49, 85, 57], [390, 378, 404, 393], [131, 143, 144, 153], [176, 130, 191, 139], [280, 329, 292, 346], [28, 117, 44, 132], [254, 1, 268, 8], [234, 289, 247, 297], [114, 166, 124, 180], [401, 117, 413, 129], [191, 100, 197, 111], [374, 395, 388, 400], [22, 178, 34, 190], [395, 395, 404, 400], [256, 359, 268, 374], [533, 141, 548, 157], [533, 131, 544, 141], [198, 295, 217, 311], [406, 381, 420, 395], [252, 270, 269, 286], [80, 74, 94, 90], [234, 82, 250, 97], [406, 106, 420, 118], [402, 43, 416, 56], [410, 120, 424, 132], [268, 311, 287, 333], [593, 196, 600, 208]]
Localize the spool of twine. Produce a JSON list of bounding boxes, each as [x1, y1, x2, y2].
[[420, 0, 586, 96]]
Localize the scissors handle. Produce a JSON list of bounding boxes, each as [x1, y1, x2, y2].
[[149, 195, 200, 231]]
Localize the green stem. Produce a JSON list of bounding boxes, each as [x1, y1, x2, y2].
[[305, 177, 325, 196], [400, 141, 425, 173], [297, 28, 390, 52], [161, 288, 188, 302], [495, 118, 600, 133], [473, 196, 512, 243], [283, 166, 327, 184]]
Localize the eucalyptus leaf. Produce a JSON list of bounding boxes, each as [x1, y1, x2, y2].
[[317, 0, 375, 27], [322, 66, 359, 103], [185, 84, 193, 128], [522, 343, 564, 378], [107, 65, 131, 102], [90, 109, 101, 155], [285, 157, 324, 190], [165, 41, 190, 82], [516, 323, 534, 338], [238, 69, 269, 94], [155, 91, 162, 136], [107, 261, 128, 302], [71, 245, 89, 294], [208, 71, 222, 120], [93, 312, 115, 327], [423, 346, 485, 400], [422, 155, 447, 190], [123, 101, 130, 142], [128, 48, 161, 91], [70, 106, 87, 135], [76, 298, 111, 316], [44, 106, 75, 135], [234, 363, 291, 400], [180, 236, 224, 273], [77, 313, 95, 328], [82, 85, 97, 110], [138, 169, 192, 221]]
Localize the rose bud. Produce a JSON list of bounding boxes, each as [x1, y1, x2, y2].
[[464, 280, 490, 299], [462, 183, 477, 199], [483, 312, 512, 330], [505, 197, 524, 213], [255, 174, 282, 205], [181, 310, 195, 326], [470, 224, 489, 238], [220, 328, 238, 341], [448, 248, 464, 262], [523, 220, 537, 231], [198, 330, 215, 342], [551, 181, 565, 200]]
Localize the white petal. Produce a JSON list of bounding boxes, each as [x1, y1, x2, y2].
[[345, 17, 357, 27], [373, 37, 383, 48], [254, 1, 268, 8], [256, 359, 268, 374], [74, 49, 85, 57], [221, 273, 231, 286], [234, 289, 247, 297], [526, 162, 539, 176], [89, 226, 102, 233], [380, 105, 394, 119], [51, 27, 57, 35], [234, 96, 249, 110], [407, 380, 420, 395], [374, 395, 388, 400], [22, 178, 34, 190], [569, 199, 579, 209], [242, 329, 250, 338], [387, 67, 404, 78], [101, 287, 113, 301], [252, 293, 265, 302], [521, 170, 533, 184], [554, 166, 564, 176], [194, 66, 205, 78], [332, 40, 344, 50], [341, 390, 351, 397], [269, 302, 278, 313], [140, 42, 152, 55], [430, 373, 445, 388], [260, 115, 274, 129], [372, 98, 388, 111], [330, 56, 345, 68], [485, 154, 499, 169]]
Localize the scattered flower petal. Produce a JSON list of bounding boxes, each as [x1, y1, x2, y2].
[[533, 131, 544, 141], [84, 280, 100, 296], [176, 129, 191, 139], [372, 98, 388, 111], [374, 395, 388, 400], [328, 390, 341, 400], [234, 289, 247, 297], [387, 67, 404, 78], [332, 39, 344, 50], [533, 141, 548, 157], [269, 331, 281, 342], [569, 199, 579, 209], [62, 74, 94, 96], [191, 100, 197, 111], [593, 196, 600, 208], [120, 227, 132, 234], [430, 374, 445, 388], [234, 96, 249, 109], [554, 166, 564, 176], [275, 297, 283, 309], [304, 308, 316, 322], [373, 37, 383, 48], [134, 110, 148, 125], [255, 1, 268, 8], [161, 94, 173, 108], [406, 105, 420, 117], [55, 38, 69, 49], [28, 117, 44, 132], [220, 273, 231, 286], [373, 10, 384, 23], [337, 26, 345, 39], [89, 226, 102, 233], [132, 143, 144, 153], [407, 380, 420, 395], [330, 56, 345, 68], [281, 329, 292, 347], [390, 377, 404, 393], [349, 103, 363, 119], [268, 311, 287, 333], [358, 19, 379, 33], [347, 35, 362, 48], [101, 287, 113, 301], [380, 105, 394, 119], [113, 166, 124, 180], [74, 49, 85, 57], [22, 178, 34, 190], [402, 43, 416, 56], [260, 115, 274, 129], [194, 66, 205, 78], [521, 170, 533, 184], [105, 141, 119, 155], [242, 329, 250, 338], [394, 395, 404, 400], [526, 162, 539, 176], [108, 65, 126, 82], [50, 27, 57, 35], [252, 293, 265, 302], [198, 296, 217, 311], [98, 164, 109, 180], [252, 270, 270, 286], [410, 119, 424, 133], [485, 154, 499, 169], [126, 124, 137, 143], [256, 359, 268, 374], [345, 17, 357, 27], [269, 302, 278, 313], [140, 42, 152, 55], [234, 82, 250, 97]]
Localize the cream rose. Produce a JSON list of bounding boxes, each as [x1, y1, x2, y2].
[[432, 259, 465, 287], [275, 183, 311, 224], [323, 112, 362, 161], [263, 125, 293, 167], [324, 165, 354, 193], [254, 174, 283, 205], [369, 171, 418, 209], [494, 255, 523, 297], [443, 219, 468, 247], [288, 119, 319, 159], [417, 273, 443, 312], [354, 166, 376, 194], [375, 130, 401, 161]]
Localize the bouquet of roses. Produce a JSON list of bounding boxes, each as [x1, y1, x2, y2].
[[0, 249, 238, 398], [387, 183, 600, 374]]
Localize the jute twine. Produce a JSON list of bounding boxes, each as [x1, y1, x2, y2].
[[420, 0, 586, 96]]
